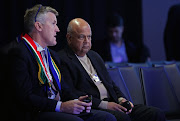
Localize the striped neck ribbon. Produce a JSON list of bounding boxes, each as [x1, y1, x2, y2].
[[22, 33, 61, 90]]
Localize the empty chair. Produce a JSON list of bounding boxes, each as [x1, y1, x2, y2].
[[118, 66, 145, 105], [140, 66, 180, 118], [154, 63, 180, 103], [147, 61, 175, 67], [175, 61, 180, 71], [105, 62, 128, 68], [128, 63, 149, 79], [107, 67, 132, 102]]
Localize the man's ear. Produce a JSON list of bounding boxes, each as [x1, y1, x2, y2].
[[34, 22, 43, 31], [66, 33, 71, 44]]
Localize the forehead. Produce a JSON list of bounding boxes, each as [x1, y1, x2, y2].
[[75, 25, 92, 35]]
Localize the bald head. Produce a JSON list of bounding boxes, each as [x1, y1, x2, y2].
[[67, 18, 91, 34], [66, 18, 92, 56]]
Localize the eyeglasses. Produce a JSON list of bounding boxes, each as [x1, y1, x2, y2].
[[35, 5, 42, 22]]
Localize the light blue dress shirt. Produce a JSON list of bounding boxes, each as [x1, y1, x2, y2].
[[110, 42, 128, 63]]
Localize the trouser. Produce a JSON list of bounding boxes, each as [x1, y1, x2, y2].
[[100, 104, 166, 121], [35, 109, 117, 121]]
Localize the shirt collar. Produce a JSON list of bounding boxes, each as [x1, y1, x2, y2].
[[75, 54, 87, 58], [33, 40, 46, 52]]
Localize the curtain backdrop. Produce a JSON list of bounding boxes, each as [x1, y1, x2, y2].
[[0, 0, 142, 51]]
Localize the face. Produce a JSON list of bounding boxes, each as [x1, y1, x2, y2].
[[40, 12, 60, 47], [108, 26, 124, 43], [68, 24, 92, 56]]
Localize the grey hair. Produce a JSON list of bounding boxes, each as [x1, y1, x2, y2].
[[24, 4, 58, 33], [67, 22, 73, 34]]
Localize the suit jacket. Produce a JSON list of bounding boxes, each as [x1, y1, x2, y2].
[[92, 39, 150, 63], [58, 46, 125, 109], [8, 40, 76, 120]]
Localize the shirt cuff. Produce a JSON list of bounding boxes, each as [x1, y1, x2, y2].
[[98, 101, 108, 109], [55, 101, 62, 112]]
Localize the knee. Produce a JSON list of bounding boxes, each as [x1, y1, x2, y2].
[[92, 110, 117, 121], [104, 112, 117, 121], [153, 108, 166, 121], [115, 112, 131, 121], [143, 107, 166, 121]]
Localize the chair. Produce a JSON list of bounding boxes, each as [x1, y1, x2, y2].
[[107, 67, 132, 102], [105, 62, 128, 68], [128, 63, 149, 79], [140, 66, 180, 118], [154, 63, 180, 103], [147, 61, 175, 67], [118, 66, 145, 105], [175, 61, 180, 71]]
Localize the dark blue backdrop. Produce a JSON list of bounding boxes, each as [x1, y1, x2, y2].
[[0, 0, 142, 52]]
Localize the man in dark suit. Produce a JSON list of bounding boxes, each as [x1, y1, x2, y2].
[[164, 4, 180, 61], [58, 18, 166, 121], [8, 4, 116, 121]]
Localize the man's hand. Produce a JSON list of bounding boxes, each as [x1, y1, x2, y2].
[[60, 95, 92, 114], [78, 95, 90, 102], [78, 95, 92, 113], [119, 98, 134, 114], [107, 102, 127, 112]]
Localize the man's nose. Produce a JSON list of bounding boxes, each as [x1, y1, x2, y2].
[[56, 25, 60, 32], [84, 36, 91, 42]]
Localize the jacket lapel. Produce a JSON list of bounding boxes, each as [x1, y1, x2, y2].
[[65, 47, 94, 84], [87, 52, 106, 84]]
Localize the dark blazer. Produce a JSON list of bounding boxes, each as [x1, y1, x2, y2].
[[92, 39, 150, 63], [8, 40, 76, 120], [58, 46, 125, 109]]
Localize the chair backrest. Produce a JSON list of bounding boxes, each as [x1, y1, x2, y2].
[[140, 66, 180, 114], [119, 66, 145, 105], [147, 61, 175, 67], [175, 61, 180, 71], [154, 63, 180, 103], [105, 62, 128, 68], [107, 67, 132, 102], [128, 63, 149, 79]]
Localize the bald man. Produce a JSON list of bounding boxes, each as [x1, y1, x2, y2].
[[58, 18, 166, 121]]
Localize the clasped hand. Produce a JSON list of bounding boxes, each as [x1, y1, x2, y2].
[[60, 95, 92, 114], [107, 99, 134, 114]]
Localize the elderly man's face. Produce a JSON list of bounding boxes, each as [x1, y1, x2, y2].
[[68, 25, 92, 56]]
